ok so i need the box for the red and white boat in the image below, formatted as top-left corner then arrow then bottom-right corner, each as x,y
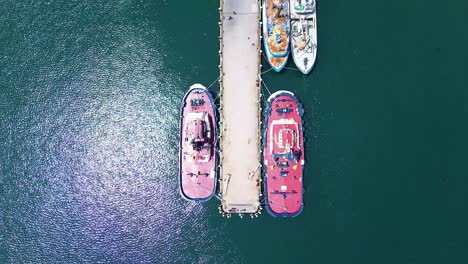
263,90 -> 304,216
179,84 -> 217,202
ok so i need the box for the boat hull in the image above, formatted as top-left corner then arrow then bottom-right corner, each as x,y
265,45 -> 288,72
179,84 -> 218,202
262,0 -> 290,58
290,16 -> 317,74
263,91 -> 304,217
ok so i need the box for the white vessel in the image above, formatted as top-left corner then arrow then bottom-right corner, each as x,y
290,0 -> 317,74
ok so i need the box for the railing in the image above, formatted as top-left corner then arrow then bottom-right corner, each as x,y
256,0 -> 263,214
217,0 -> 224,205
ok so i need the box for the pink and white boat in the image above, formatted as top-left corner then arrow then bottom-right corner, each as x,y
179,84 -> 218,202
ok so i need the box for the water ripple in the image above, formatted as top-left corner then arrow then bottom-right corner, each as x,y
0,2 -> 242,262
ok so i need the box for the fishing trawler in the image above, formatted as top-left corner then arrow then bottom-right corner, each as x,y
290,18 -> 317,74
290,0 -> 317,74
179,84 -> 217,202
263,0 -> 290,58
263,91 -> 304,217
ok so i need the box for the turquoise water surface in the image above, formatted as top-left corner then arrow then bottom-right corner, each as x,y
1,0 -> 467,263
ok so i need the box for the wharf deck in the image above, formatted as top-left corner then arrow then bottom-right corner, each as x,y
218,0 -> 261,213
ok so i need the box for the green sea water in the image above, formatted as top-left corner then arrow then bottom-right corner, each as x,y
1,0 -> 468,263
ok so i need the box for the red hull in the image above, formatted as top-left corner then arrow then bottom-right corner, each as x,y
263,91 -> 304,216
179,84 -> 217,202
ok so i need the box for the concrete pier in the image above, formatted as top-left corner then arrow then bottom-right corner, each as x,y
218,0 -> 261,214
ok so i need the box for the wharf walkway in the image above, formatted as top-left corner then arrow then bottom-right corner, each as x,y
218,0 -> 262,214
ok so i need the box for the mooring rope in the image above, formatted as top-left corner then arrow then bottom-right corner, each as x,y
261,79 -> 272,96
262,93 -> 268,105
212,93 -> 222,115
213,91 -> 221,102
207,76 -> 221,90
261,51 -> 269,62
269,199 -> 288,211
261,67 -> 274,74
284,66 -> 300,71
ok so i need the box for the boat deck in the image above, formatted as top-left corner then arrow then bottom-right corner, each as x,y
218,0 -> 261,214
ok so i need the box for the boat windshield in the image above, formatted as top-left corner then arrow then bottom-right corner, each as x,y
276,107 -> 293,114
191,98 -> 205,107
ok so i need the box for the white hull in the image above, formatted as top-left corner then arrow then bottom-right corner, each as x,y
290,0 -> 317,74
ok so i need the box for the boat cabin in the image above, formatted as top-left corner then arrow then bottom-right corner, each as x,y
188,119 -> 210,150
293,0 -> 316,14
